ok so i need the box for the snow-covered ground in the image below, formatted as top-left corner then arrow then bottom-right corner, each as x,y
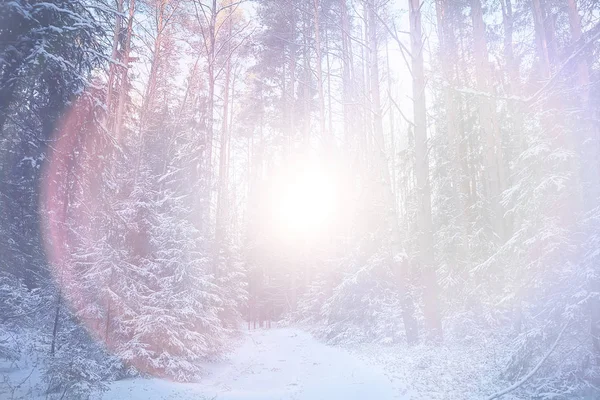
101,327 -> 406,400
2,327 -> 517,399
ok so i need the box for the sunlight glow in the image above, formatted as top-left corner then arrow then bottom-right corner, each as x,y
269,159 -> 339,238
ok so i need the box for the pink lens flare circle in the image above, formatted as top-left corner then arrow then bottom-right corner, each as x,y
42,91 -> 168,379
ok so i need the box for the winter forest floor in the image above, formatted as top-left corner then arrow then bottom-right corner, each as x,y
101,326 -> 517,400
101,327 -> 403,400
2,326 -> 518,400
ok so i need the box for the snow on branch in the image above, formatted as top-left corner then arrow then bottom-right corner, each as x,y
484,323 -> 569,400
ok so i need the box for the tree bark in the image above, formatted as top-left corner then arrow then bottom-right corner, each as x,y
471,0 -> 506,242
216,11 -> 233,246
289,10 -> 297,143
106,0 -> 123,135
409,0 -> 443,341
339,0 -> 353,145
435,0 -> 469,267
531,0 -> 551,80
207,0 -> 218,169
368,0 -> 419,344
567,0 -> 590,103
313,0 -> 326,142
302,8 -> 312,146
114,0 -> 135,144
325,26 -> 333,139
385,40 -> 397,198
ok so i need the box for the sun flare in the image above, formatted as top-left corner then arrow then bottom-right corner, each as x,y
268,159 -> 339,238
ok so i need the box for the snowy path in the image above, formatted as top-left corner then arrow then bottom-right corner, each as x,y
102,328 -> 404,400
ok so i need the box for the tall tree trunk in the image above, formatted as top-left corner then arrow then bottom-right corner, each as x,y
325,27 -> 333,139
531,0 -> 570,153
361,10 -> 371,164
385,40 -> 397,197
134,0 -> 165,182
567,0 -> 590,104
228,68 -> 237,234
216,13 -> 233,247
207,0 -> 218,168
302,8 -> 312,146
368,0 -> 419,345
436,0 -> 469,268
289,12 -> 297,143
566,0 -> 596,207
140,0 -> 166,130
471,0 -> 506,242
106,0 -> 123,134
193,0 -> 218,236
566,1 -> 599,356
313,0 -> 326,142
114,0 -> 135,144
409,0 -> 443,341
500,0 -> 521,263
103,0 -> 133,348
531,0 -> 551,80
339,0 -> 352,145
500,0 -> 518,98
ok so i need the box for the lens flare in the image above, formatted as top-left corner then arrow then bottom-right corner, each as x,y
271,161 -> 338,236
41,91 -> 174,378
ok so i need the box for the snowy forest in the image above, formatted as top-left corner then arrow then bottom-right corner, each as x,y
1,0 -> 600,398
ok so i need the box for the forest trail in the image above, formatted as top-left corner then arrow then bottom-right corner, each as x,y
102,327 -> 404,400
